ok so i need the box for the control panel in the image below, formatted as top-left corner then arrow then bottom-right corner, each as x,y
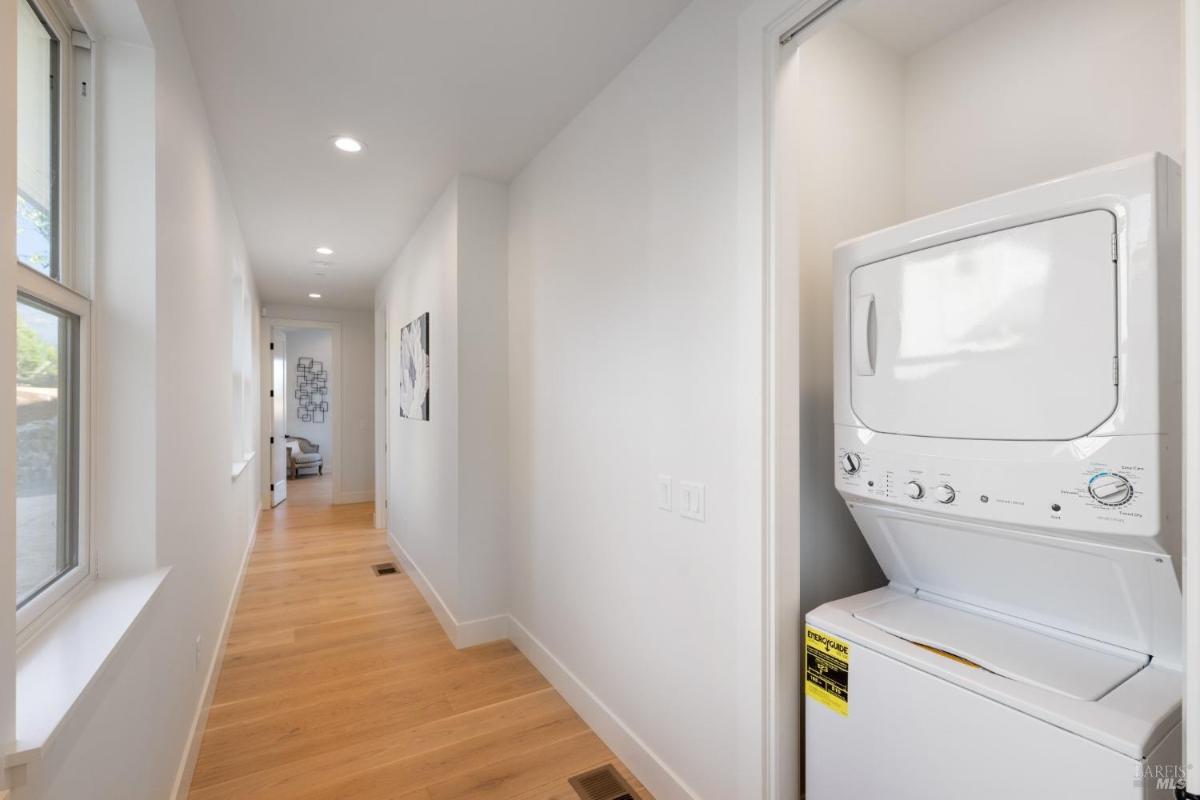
1087,472 -> 1134,506
834,426 -> 1168,540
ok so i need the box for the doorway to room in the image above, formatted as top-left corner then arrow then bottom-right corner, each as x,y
264,319 -> 341,509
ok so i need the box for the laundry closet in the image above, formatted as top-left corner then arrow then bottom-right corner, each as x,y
776,0 -> 1185,797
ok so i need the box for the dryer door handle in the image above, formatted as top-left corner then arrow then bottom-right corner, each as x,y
853,294 -> 876,376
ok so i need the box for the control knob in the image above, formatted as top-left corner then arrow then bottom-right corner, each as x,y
933,484 -> 956,504
840,452 -> 862,475
1088,473 -> 1133,506
905,481 -> 924,500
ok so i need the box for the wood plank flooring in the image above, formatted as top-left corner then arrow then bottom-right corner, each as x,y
188,475 -> 651,799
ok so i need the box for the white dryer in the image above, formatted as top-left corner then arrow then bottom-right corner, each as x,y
806,154 -> 1183,799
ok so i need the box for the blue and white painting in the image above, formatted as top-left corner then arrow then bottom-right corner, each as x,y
398,312 -> 429,420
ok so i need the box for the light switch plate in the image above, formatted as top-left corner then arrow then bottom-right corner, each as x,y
679,481 -> 705,522
657,474 -> 673,511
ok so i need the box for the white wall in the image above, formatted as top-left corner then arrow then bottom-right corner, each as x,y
376,175 -> 509,638
261,304 -> 374,503
506,1 -> 746,796
92,37 -> 157,575
14,0 -> 263,795
283,328 -> 334,460
904,0 -> 1182,218
455,178 -> 509,621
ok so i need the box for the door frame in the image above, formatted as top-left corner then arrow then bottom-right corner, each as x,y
1181,0 -> 1200,789
737,0 -> 1199,797
738,3 -> 848,797
260,318 -> 344,506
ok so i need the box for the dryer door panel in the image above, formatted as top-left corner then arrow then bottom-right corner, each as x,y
850,210 -> 1118,440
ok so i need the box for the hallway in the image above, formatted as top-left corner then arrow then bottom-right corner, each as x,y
187,477 -> 649,799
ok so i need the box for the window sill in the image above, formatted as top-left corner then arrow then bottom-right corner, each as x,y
232,450 -> 256,480
9,568 -> 170,772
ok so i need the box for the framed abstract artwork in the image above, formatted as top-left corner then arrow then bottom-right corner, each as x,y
398,312 -> 430,420
295,357 -> 329,423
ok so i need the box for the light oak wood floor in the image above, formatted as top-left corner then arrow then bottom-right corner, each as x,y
187,474 -> 650,799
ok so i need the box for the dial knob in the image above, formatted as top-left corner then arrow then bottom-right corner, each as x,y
1088,473 -> 1133,506
840,452 -> 862,475
933,484 -> 956,504
905,481 -> 924,500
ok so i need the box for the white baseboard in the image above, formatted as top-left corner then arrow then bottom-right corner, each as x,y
386,531 -> 456,639
507,616 -> 699,800
170,503 -> 261,799
335,490 -> 373,504
385,531 -> 508,649
383,532 -> 692,796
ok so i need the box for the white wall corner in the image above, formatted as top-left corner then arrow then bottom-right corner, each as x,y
385,531 -> 506,650
454,614 -> 510,649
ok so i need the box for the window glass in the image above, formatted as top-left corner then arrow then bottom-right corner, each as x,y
16,0 -> 59,278
16,295 -> 78,606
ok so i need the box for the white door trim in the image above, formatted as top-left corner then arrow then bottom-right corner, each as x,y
740,3 -> 851,796
261,318 -> 345,504
374,305 -> 388,530
1181,0 -> 1200,788
270,330 -> 288,506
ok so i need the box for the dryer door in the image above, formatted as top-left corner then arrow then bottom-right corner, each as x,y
850,210 -> 1118,440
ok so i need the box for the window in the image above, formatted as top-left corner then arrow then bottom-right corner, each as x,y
14,0 -> 90,628
16,294 -> 79,607
16,0 -> 60,280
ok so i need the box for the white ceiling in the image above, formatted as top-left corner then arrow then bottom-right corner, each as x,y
839,0 -> 1012,56
176,0 -> 692,309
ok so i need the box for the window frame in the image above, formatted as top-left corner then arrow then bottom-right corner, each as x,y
16,0 -> 76,287
15,0 -> 92,637
15,266 -> 92,634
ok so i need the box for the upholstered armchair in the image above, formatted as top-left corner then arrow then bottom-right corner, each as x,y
286,435 -> 323,478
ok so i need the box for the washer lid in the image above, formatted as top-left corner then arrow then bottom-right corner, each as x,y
849,210 -> 1118,440
854,593 -> 1148,701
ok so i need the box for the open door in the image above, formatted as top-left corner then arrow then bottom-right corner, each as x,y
271,331 -> 288,507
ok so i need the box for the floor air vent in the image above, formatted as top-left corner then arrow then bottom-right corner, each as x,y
568,765 -> 639,800
372,562 -> 399,576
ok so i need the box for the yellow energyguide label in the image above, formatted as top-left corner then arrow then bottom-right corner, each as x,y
805,625 -> 850,716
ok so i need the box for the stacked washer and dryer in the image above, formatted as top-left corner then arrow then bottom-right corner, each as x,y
806,154 -> 1183,799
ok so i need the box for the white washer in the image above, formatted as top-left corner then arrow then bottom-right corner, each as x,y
807,154 -> 1183,799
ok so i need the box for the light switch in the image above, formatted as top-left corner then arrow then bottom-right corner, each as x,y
679,481 -> 705,522
657,474 -> 673,511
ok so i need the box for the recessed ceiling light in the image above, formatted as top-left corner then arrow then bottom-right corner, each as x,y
332,136 -> 364,153
315,246 -> 333,255
308,293 -> 322,299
